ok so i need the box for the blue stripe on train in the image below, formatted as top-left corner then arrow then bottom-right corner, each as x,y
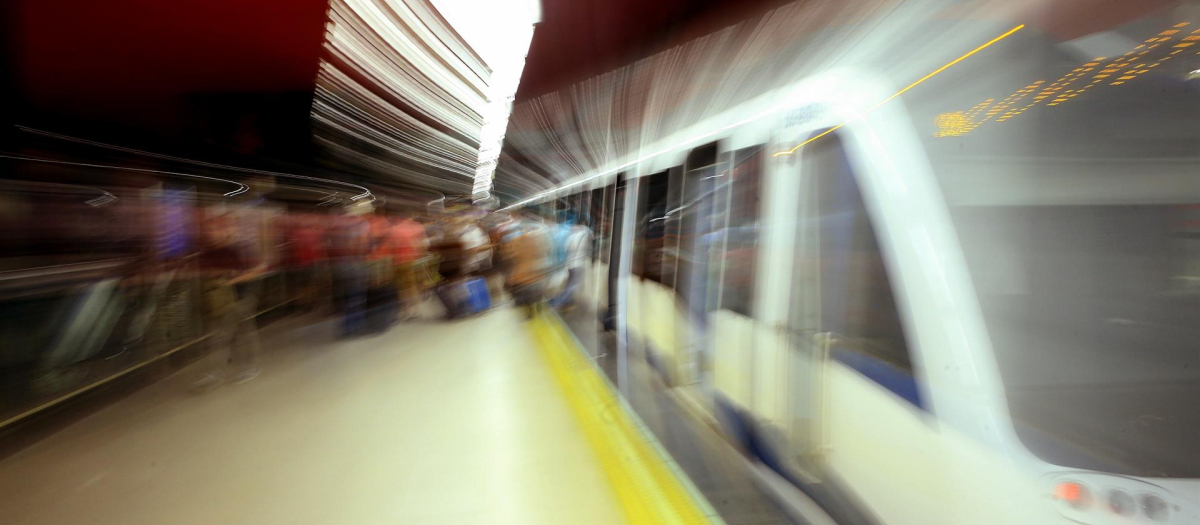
713,393 -> 884,525
831,348 -> 923,410
712,394 -> 806,486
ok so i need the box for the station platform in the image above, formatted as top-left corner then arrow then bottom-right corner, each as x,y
0,308 -> 643,525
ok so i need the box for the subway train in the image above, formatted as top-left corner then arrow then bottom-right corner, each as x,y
520,7 -> 1200,525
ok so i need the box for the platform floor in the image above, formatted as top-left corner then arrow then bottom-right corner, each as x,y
0,308 -> 623,525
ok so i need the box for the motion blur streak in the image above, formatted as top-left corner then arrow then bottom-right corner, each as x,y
5,1 -> 1200,525
16,126 -> 376,201
869,24 -> 1026,109
0,154 -> 251,196
772,23 -> 1027,158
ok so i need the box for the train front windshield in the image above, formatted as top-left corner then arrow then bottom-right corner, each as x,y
922,13 -> 1200,478
953,200 -> 1200,478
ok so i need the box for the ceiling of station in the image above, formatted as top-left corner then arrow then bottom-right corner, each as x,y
516,0 -> 789,101
3,0 -> 329,161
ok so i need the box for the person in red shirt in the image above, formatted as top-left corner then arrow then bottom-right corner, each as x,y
287,214 -> 327,312
325,204 -> 371,337
364,211 -> 398,331
389,213 -> 429,318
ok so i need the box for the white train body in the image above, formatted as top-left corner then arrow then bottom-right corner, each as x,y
517,6 -> 1200,524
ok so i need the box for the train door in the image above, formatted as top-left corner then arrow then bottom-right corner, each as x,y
710,146 -> 762,415
630,170 -> 670,373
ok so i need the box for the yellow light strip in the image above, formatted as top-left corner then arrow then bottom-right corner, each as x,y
871,24 -> 1026,110
772,124 -> 847,157
773,24 -> 1025,157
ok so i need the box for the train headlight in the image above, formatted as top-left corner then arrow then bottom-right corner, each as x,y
1142,494 -> 1170,522
1054,481 -> 1090,509
1107,490 -> 1134,516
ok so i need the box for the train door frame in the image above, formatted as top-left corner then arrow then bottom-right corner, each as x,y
610,172 -> 635,394
603,174 -> 625,334
753,116 -> 946,525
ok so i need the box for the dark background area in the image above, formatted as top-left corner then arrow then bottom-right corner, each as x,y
0,0 -> 1174,172
2,0 -> 329,163
0,0 -> 787,165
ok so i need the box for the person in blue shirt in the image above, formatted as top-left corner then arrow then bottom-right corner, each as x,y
549,211 -> 592,310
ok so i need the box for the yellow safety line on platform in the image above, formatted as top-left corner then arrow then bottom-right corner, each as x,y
527,309 -> 721,525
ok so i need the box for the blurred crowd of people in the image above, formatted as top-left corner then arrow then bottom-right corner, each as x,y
0,175 -> 597,400
187,200 -> 592,390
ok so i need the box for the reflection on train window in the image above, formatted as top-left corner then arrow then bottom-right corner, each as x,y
719,146 -> 761,317
662,166 -> 684,291
588,187 -> 604,262
808,135 -> 917,404
704,152 -> 733,315
596,184 -> 615,264
676,143 -> 718,308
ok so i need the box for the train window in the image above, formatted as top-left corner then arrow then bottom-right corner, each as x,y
806,135 -> 919,406
637,171 -> 670,283
575,192 -> 588,226
719,146 -> 762,317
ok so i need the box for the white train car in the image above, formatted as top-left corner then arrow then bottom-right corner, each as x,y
521,6 -> 1200,525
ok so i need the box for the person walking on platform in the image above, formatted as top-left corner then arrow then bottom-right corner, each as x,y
431,212 -> 493,319
389,211 -> 430,320
501,210 -> 552,317
192,211 -> 266,389
482,212 -> 519,303
326,202 -> 372,338
364,210 -> 398,332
